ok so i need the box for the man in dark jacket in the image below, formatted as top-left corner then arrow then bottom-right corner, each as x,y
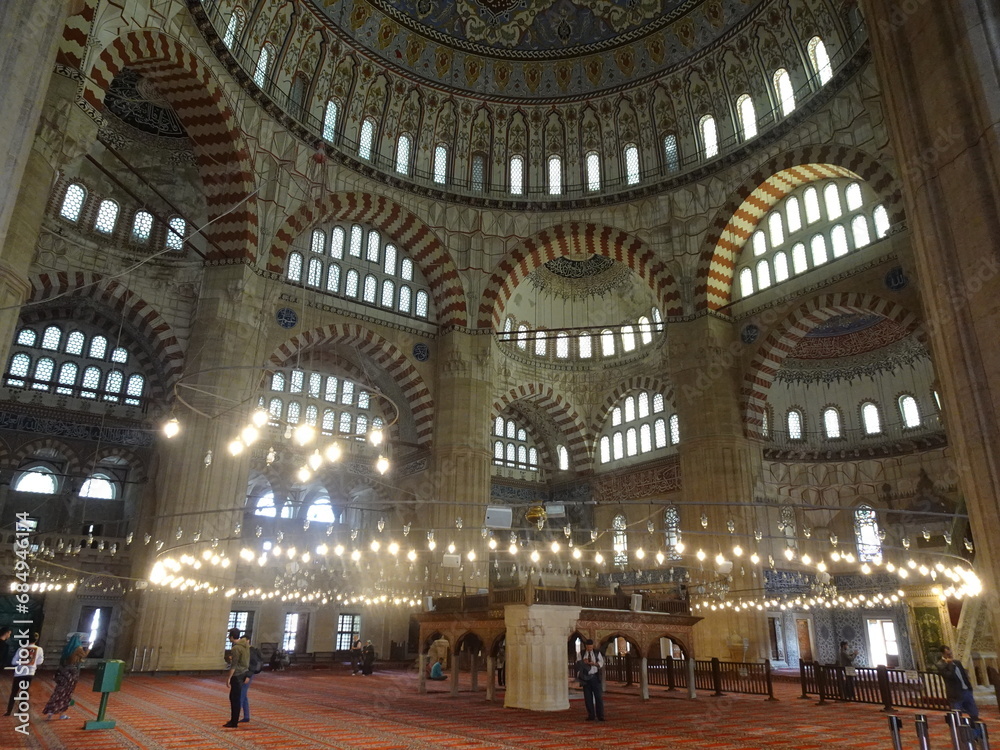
935,645 -> 980,725
224,628 -> 250,728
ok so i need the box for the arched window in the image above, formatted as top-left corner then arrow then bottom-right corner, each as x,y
612,513 -> 628,566
845,183 -> 864,211
752,231 -> 767,256
33,357 -> 54,389
623,144 -> 640,185
286,251 -> 303,283
362,274 -> 377,303
737,94 -> 757,140
852,215 -> 871,248
786,196 -> 802,233
395,133 -> 412,174
557,445 -> 569,471
509,154 -> 525,195
669,414 -> 680,445
14,467 -> 57,494
307,498 -> 336,523
358,119 -> 376,160
854,504 -> 882,562
756,259 -> 771,289
323,100 -> 338,141
307,258 -> 322,286
94,200 -> 119,234
774,69 -> 795,116
254,43 -> 273,88
556,332 -> 569,359
873,205 -> 890,238
547,155 -> 562,195
654,418 -> 667,448
366,229 -> 381,262
810,234 -> 829,266
345,269 -> 359,297
166,217 -> 186,250
398,285 -> 411,313
433,144 -> 448,184
578,334 -> 592,359
600,435 -> 611,464
831,224 -> 849,257
792,243 -> 808,274
471,153 -> 487,192
41,325 -> 62,351
808,37 -> 832,85
381,279 -> 394,308
768,213 -> 785,246
638,316 -> 653,344
255,492 -> 277,517
415,290 -> 429,318
663,134 -> 680,173
803,187 -> 821,224
516,324 -> 528,350
700,115 -> 718,159
289,74 -> 307,115
81,366 -> 101,398
224,8 -> 246,48
621,325 -> 636,352
60,183 -> 86,221
132,210 -> 153,242
773,251 -> 789,282
762,407 -> 769,437
739,268 -> 754,298
601,329 -> 615,357
585,151 -> 601,191
349,225 -> 363,257
330,226 -> 346,259
534,331 -> 547,356
824,183 -> 843,219
612,432 -> 624,460
55,362 -> 77,394
862,402 -> 882,435
310,229 -> 325,255
80,474 -> 116,500
899,395 -> 921,428
640,423 -> 652,452
787,409 -> 803,440
823,407 -> 842,439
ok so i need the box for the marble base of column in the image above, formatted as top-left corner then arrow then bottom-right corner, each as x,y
503,604 -> 582,711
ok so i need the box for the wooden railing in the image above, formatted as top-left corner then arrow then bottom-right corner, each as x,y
799,661 -> 955,711
602,656 -> 776,698
430,580 -> 689,615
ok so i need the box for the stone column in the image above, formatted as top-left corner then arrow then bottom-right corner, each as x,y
126,266 -> 263,670
860,0 -> 1000,645
503,603 -> 581,711
639,656 -> 649,700
670,316 -> 769,660
426,329 -> 493,593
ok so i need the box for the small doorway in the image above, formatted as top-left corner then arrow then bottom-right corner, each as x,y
795,617 -> 814,663
866,618 -> 900,667
767,616 -> 786,664
76,605 -> 113,659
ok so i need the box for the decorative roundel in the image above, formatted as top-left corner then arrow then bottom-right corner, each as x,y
412,343 -> 430,362
884,266 -> 909,292
275,307 -> 299,329
740,325 -> 760,345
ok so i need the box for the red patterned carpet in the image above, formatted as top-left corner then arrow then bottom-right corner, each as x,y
1,668 -> 995,749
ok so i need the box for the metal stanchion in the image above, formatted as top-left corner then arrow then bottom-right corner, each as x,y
915,714 -> 932,750
888,715 -> 904,750
945,711 -> 964,750
976,720 -> 991,750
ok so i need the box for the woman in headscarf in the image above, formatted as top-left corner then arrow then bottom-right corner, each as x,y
42,633 -> 89,720
361,640 -> 375,675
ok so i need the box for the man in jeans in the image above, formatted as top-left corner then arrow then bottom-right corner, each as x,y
935,645 -> 981,738
579,639 -> 605,722
224,628 -> 250,728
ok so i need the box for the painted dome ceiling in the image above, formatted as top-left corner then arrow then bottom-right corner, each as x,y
305,0 -> 767,98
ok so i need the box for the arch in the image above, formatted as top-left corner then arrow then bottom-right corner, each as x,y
491,384 -> 590,473
269,324 -> 434,447
82,30 -> 258,262
11,438 -> 83,479
742,294 -> 923,436
643,631 -> 691,660
592,376 -> 676,436
477,222 -> 682,329
79,446 -> 149,484
27,272 -> 184,392
268,192 -> 467,327
696,147 -> 904,311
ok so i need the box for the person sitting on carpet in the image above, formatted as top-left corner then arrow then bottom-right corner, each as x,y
429,658 -> 447,681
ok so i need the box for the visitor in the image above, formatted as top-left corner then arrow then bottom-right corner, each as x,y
223,628 -> 250,729
350,635 -> 363,675
5,632 -> 43,716
496,646 -> 505,687
578,639 -> 605,722
935,645 -> 980,732
837,640 -> 858,699
429,658 -> 447,681
42,632 -> 90,721
361,639 -> 376,675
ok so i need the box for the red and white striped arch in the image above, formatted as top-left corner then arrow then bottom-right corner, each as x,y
697,146 -> 904,312
492,384 -> 590,473
742,294 -> 923,437
477,222 -> 683,330
269,324 -> 434,447
28,272 -> 185,393
83,31 -> 258,263
267,192 -> 468,328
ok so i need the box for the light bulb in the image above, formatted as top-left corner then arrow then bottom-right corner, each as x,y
376,455 -> 390,475
636,548 -> 645,560
297,466 -> 311,483
573,548 -> 582,560
675,541 -> 685,554
750,553 -> 760,565
325,442 -> 342,462
316,544 -> 328,556
656,551 -> 665,564
784,548 -> 795,560
228,439 -> 244,456
351,549 -> 361,561
241,425 -> 259,445
388,542 -> 399,555
251,409 -> 269,428
488,538 -> 497,550
508,543 -> 517,555
595,552 -> 604,564
715,553 -> 725,566
447,542 -> 456,554
530,550 -> 540,563
308,450 -> 323,471
696,549 -> 706,562
407,549 -> 417,561
550,541 -> 561,553
163,418 -> 180,438
428,540 -> 437,551
467,550 -> 476,561
293,423 -> 315,446
334,544 -> 345,556
733,545 -> 743,557
370,540 -> 380,552
801,554 -> 811,565
369,428 -> 384,447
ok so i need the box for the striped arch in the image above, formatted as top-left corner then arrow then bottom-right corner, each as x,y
267,192 -> 467,327
80,446 -> 149,483
592,376 -> 677,436
696,146 -> 904,312
11,438 -> 83,478
269,325 -> 434,447
83,30 -> 257,263
28,272 -> 184,393
477,222 -> 683,329
742,294 -> 923,436
491,384 -> 590,473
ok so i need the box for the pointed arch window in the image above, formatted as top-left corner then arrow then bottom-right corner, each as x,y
166,217 -> 186,250
773,251 -> 790,282
613,514 -> 628,565
398,285 -> 412,313
381,279 -> 395,308
415,290 -> 429,318
873,205 -> 890,238
323,100 -> 339,141
808,37 -> 832,85
471,153 -> 487,192
41,326 -> 62,351
586,151 -> 601,191
739,268 -> 754,298
621,325 -> 636,352
326,264 -> 341,292
254,43 -> 273,88
600,435 -> 611,464
823,407 -> 842,439
824,183 -> 843,219
509,154 -> 525,195
804,186 -> 821,224
786,196 -> 802,233
623,144 -> 640,185
855,504 -> 882,562
669,414 -> 680,445
307,257 -> 322,287
756,259 -> 771,290
578,333 -> 592,359
395,133 -> 412,174
845,183 -> 864,211
792,243 -> 808,274
534,332 -> 547,357
255,492 -> 277,517
556,332 -> 569,359
899,395 -> 921,428
56,362 -> 77,394
358,118 -> 376,160
787,409 -> 803,440
700,115 -> 718,159
224,8 -> 246,48
366,229 -> 380,262
547,154 -> 562,195
810,234 -> 829,266
774,69 -> 795,116
737,94 -> 757,140
654,418 -> 667,448
638,316 -> 653,344
831,224 -> 849,257
287,252 -> 303,283
752,231 -> 767,256
33,357 -> 54,389
362,274 -> 377,303
557,445 -> 569,471
132,210 -> 153,242
663,134 -> 680,173
433,145 -> 448,184
852,215 -> 872,248
94,200 -> 119,234
60,184 -> 86,221
862,402 -> 882,435
768,213 -> 785,246
601,329 -> 616,357
345,269 -> 359,297
349,225 -> 363,257
311,229 -> 326,254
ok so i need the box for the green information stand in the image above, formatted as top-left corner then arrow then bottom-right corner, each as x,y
84,660 -> 125,730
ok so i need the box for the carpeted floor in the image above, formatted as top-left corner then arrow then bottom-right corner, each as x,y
0,668 -> 995,749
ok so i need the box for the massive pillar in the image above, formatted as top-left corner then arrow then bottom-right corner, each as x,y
670,315 -> 769,660
503,604 -> 581,711
860,1 -> 1000,644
